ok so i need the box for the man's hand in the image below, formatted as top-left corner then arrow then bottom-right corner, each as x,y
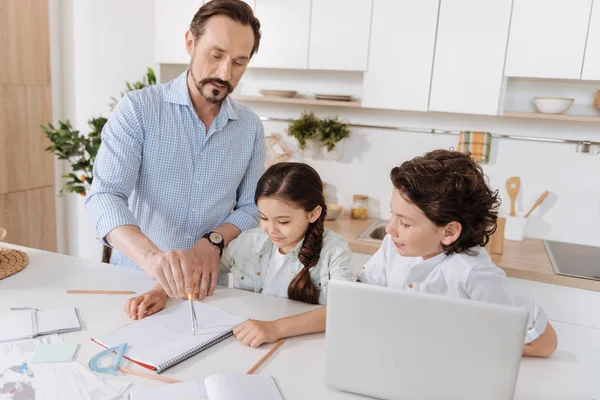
189,238 -> 221,300
140,240 -> 219,299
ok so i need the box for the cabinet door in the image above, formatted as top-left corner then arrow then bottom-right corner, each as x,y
252,0 -> 311,69
505,0 -> 592,79
0,186 -> 57,252
308,0 -> 373,71
428,0 -> 513,115
362,0 -> 439,111
155,0 -> 203,64
0,86 -> 54,195
582,0 -> 600,80
0,0 -> 50,85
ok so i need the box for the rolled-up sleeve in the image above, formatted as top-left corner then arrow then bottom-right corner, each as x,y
85,94 -> 143,245
465,265 -> 548,344
224,121 -> 265,232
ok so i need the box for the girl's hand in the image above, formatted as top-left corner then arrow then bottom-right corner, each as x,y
233,319 -> 281,348
124,288 -> 167,320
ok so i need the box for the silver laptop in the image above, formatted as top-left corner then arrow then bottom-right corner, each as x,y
325,280 -> 528,400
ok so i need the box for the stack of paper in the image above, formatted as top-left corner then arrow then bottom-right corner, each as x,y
0,335 -> 129,400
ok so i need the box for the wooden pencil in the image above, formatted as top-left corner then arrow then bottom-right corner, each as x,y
66,290 -> 136,295
246,339 -> 285,374
119,367 -> 181,384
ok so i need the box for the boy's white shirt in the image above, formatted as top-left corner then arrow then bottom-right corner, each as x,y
359,234 -> 548,344
219,228 -> 358,305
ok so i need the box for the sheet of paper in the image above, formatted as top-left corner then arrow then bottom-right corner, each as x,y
129,380 -> 208,400
0,311 -> 34,343
1,334 -> 63,358
104,378 -> 131,395
30,343 -> 78,363
70,362 -> 121,400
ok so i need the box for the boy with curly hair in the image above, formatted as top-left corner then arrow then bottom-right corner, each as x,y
359,149 -> 557,357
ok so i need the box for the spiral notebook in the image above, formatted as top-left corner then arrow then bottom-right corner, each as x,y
92,302 -> 247,373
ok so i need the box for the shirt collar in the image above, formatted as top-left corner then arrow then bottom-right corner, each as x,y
165,70 -> 238,121
414,251 -> 448,271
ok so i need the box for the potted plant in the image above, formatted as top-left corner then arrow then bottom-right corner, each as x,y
40,67 -> 156,262
316,116 -> 350,160
287,111 -> 320,156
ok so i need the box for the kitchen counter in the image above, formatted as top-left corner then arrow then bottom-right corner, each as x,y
325,214 -> 600,292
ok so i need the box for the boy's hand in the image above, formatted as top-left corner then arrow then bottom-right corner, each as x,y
232,319 -> 282,348
125,287 -> 167,320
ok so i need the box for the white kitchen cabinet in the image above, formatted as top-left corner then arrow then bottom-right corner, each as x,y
362,0 -> 439,111
252,0 -> 311,69
428,0 -> 513,115
582,0 -> 600,80
155,0 -> 203,64
505,0 -> 593,80
308,0 -> 373,71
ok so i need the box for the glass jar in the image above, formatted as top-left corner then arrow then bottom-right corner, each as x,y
350,194 -> 369,220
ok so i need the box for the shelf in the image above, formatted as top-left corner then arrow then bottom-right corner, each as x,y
504,111 -> 600,123
232,94 -> 362,108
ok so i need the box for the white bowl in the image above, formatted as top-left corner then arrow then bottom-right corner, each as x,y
325,204 -> 343,220
533,97 -> 574,114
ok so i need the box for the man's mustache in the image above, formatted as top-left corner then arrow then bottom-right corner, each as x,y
199,78 -> 233,93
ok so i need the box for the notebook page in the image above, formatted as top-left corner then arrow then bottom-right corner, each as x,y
205,374 -> 283,400
129,380 -> 208,400
37,307 -> 81,334
93,302 -> 247,368
0,311 -> 35,343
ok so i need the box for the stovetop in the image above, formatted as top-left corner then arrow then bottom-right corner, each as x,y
544,240 -> 600,281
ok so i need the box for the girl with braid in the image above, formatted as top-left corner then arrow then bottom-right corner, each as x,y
125,162 -> 359,347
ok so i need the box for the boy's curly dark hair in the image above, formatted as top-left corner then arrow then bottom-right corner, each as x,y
390,150 -> 501,256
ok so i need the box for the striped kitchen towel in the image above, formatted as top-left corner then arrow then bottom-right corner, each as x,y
457,131 -> 492,163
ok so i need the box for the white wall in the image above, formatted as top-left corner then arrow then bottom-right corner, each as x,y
49,0 -> 156,260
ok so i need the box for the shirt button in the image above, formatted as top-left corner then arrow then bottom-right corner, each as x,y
187,235 -> 192,239
362,265 -> 367,271
256,272 -> 260,276
408,283 -> 414,289
258,254 -> 263,259
196,180 -> 200,184
191,208 -> 197,212
240,276 -> 244,280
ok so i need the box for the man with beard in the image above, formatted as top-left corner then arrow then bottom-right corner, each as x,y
86,0 -> 264,302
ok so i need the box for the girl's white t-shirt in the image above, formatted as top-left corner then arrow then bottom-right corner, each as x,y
261,245 -> 293,299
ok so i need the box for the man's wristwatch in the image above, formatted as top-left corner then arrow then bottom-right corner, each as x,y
202,231 -> 224,255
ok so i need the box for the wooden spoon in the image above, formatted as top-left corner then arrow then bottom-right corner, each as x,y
505,177 -> 521,217
0,227 -> 6,242
524,191 -> 549,218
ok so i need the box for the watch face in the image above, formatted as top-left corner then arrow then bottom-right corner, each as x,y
209,232 -> 223,244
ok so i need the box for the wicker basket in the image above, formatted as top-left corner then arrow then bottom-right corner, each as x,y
594,90 -> 600,109
0,227 -> 30,280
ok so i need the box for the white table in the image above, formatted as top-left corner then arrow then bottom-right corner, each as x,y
0,244 -> 597,399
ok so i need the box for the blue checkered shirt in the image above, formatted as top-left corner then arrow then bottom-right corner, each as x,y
85,71 -> 265,270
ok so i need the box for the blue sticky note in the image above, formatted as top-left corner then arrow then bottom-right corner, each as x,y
30,344 -> 78,363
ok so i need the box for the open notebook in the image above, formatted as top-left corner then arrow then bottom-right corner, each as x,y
130,374 -> 283,400
92,302 -> 247,373
0,307 -> 81,343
